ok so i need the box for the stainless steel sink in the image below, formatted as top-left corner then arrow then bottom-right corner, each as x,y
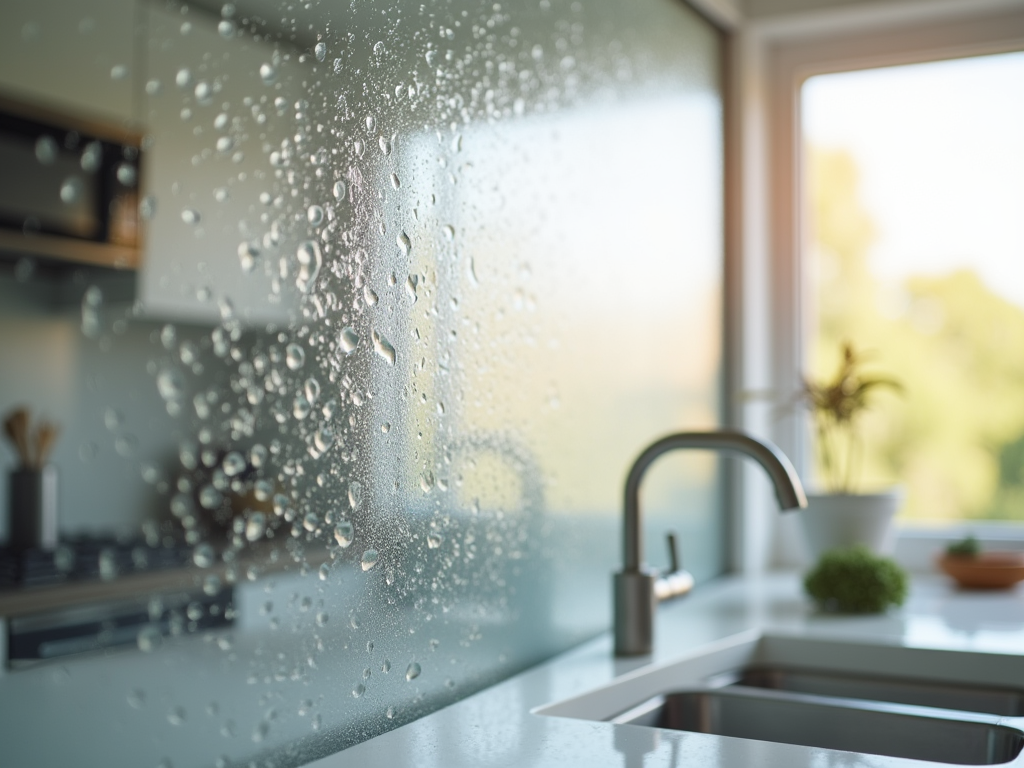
612,686 -> 1024,766
535,633 -> 1024,766
735,666 -> 1024,717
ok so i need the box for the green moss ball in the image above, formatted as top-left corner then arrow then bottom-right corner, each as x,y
804,546 -> 908,613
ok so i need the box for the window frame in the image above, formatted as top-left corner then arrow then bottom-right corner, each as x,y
733,0 -> 1024,569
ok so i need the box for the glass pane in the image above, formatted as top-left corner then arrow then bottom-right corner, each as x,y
803,51 -> 1024,521
0,0 -> 723,765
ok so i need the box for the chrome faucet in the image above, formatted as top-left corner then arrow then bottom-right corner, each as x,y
614,430 -> 807,656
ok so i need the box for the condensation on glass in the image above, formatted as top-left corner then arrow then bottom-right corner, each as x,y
0,0 -> 723,765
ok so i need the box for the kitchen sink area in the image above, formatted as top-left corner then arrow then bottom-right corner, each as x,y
610,680 -> 1023,765
535,623 -> 1024,767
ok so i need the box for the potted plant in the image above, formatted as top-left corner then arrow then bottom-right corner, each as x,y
797,342 -> 903,560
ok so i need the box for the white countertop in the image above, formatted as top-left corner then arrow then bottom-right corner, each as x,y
306,572 -> 1024,767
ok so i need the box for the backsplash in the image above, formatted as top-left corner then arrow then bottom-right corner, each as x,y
0,0 -> 724,765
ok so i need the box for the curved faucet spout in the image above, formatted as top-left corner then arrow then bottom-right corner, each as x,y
614,430 -> 806,656
623,431 -> 806,572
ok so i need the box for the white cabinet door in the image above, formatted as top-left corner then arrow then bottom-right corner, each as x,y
0,0 -> 137,125
138,4 -> 306,326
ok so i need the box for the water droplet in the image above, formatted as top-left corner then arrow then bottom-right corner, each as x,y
360,549 -> 378,571
386,706 -> 396,719
405,275 -> 418,303
381,422 -> 390,434
307,205 -> 324,226
347,481 -> 363,511
60,176 -> 83,204
217,19 -> 236,38
194,81 -> 212,104
373,40 -> 385,56
203,574 -> 221,596
318,563 -> 330,581
390,172 -> 400,189
168,706 -> 187,726
139,195 -> 157,220
381,658 -> 391,673
363,287 -> 378,306
311,714 -> 322,731
296,240 -> 322,293
127,689 -> 146,709
77,141 -> 101,174
244,511 -> 266,541
332,180 -> 347,200
215,135 -> 233,153
175,68 -> 192,88
420,472 -> 434,493
338,326 -> 359,355
35,136 -> 58,165
302,511 -> 318,532
137,626 -> 162,652
193,543 -> 215,568
316,612 -> 329,627
425,49 -> 438,66
321,399 -> 337,420
110,64 -> 128,80
181,208 -> 201,225
116,162 -> 136,187
293,394 -> 311,420
427,532 -> 443,549
303,377 -> 320,405
156,367 -> 185,402
397,232 -> 411,256
372,330 -> 396,365
379,136 -> 392,156
365,115 -> 376,133
405,662 -> 421,681
285,343 -> 306,370
334,521 -> 354,548
259,63 -> 277,84
314,41 -> 326,61
222,451 -> 246,476
237,241 -> 260,273
443,224 -> 455,241
199,485 -> 223,510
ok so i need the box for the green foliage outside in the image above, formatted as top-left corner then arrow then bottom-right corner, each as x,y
804,546 -> 908,613
809,147 -> 1024,520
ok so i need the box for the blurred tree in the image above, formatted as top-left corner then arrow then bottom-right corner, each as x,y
807,146 -> 1024,520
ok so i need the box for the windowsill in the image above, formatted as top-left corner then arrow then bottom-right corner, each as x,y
893,521 -> 1024,571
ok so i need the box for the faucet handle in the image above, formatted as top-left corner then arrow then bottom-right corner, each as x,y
654,531 -> 693,602
666,531 -> 680,574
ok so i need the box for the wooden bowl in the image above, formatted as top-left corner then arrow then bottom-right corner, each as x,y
938,552 -> 1024,589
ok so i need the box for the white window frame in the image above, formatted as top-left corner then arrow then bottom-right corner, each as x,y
729,0 -> 1024,571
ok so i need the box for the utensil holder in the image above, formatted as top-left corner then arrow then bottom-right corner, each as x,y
8,465 -> 58,551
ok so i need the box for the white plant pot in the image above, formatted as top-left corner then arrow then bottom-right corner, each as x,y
797,490 -> 903,562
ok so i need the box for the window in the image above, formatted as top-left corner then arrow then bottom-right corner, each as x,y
803,52 -> 1024,523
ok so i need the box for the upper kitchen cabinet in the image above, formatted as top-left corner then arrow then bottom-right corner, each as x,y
137,3 -> 305,326
0,0 -> 139,127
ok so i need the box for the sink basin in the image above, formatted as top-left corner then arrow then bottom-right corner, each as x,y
612,686 -> 1024,765
535,632 -> 1024,766
735,665 -> 1024,716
